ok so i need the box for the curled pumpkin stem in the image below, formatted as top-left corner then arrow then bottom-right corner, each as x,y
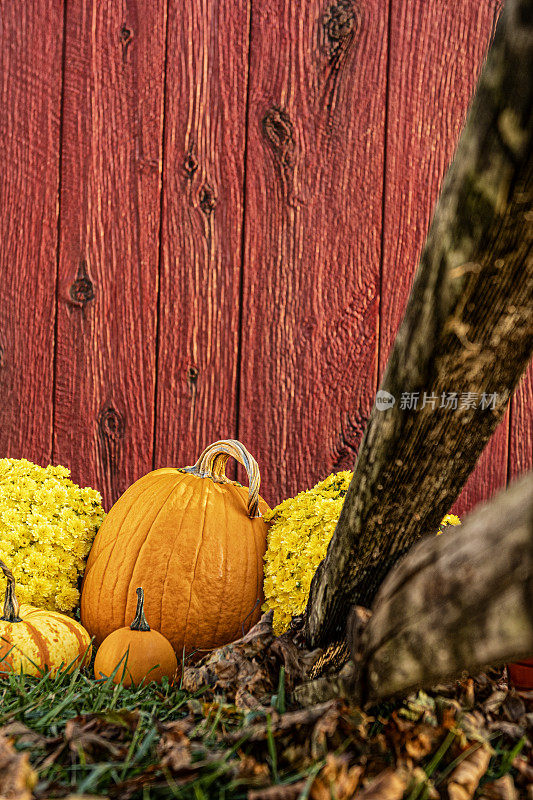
183,439 -> 261,518
130,587 -> 150,632
0,559 -> 21,623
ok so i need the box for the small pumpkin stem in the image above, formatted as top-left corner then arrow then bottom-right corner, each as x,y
0,559 -> 21,623
130,587 -> 150,632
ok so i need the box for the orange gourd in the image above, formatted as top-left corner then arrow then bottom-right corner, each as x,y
81,440 -> 270,659
94,587 -> 177,686
0,560 -> 91,676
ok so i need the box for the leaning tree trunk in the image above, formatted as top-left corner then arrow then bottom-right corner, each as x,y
295,472 -> 533,706
305,0 -> 533,650
362,472 -> 533,703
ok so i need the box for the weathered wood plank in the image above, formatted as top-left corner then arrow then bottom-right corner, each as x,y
363,473 -> 533,702
53,0 -> 166,507
306,0 -> 533,647
509,364 -> 533,481
0,1 -> 63,465
237,0 -> 389,505
154,0 -> 251,473
381,0 -> 504,519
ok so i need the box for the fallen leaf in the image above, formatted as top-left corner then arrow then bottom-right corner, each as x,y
57,796 -> 106,800
1,721 -> 58,750
354,766 -> 409,799
310,753 -> 363,800
404,726 -> 440,761
64,710 -> 139,762
482,691 -> 507,714
220,700 -> 346,745
157,726 -> 191,771
182,612 -> 327,709
234,753 -> 269,783
488,720 -> 525,740
0,733 -> 37,800
478,774 -> 518,800
502,693 -> 526,723
447,745 -> 491,800
182,613 -> 276,702
512,755 -> 533,781
248,781 -> 307,800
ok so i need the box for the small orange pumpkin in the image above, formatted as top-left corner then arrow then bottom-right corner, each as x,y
0,560 -> 91,676
81,440 -> 270,659
94,587 -> 177,686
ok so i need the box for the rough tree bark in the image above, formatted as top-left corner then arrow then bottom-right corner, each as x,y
295,472 -> 533,706
305,0 -> 533,649
364,472 -> 533,702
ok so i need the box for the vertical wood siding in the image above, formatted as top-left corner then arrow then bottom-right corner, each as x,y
0,0 -> 529,513
237,0 -> 388,504
0,1 -> 64,465
154,0 -> 250,472
53,0 -> 166,501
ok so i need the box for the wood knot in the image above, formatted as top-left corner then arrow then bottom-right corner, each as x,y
183,149 -> 198,179
69,260 -> 94,307
186,366 -> 199,383
199,184 -> 216,215
98,404 -> 125,442
322,0 -> 356,56
120,24 -> 133,61
262,107 -> 295,167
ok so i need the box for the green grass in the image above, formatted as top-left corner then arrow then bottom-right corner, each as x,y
1,661 -> 527,800
0,662 -> 322,799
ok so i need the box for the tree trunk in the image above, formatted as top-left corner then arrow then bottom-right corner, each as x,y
305,0 -> 533,649
294,473 -> 533,706
363,472 -> 533,703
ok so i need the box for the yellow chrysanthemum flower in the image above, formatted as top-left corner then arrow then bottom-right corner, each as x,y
263,471 -> 461,635
0,458 -> 105,612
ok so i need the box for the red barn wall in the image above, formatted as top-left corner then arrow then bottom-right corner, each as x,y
0,0 -> 530,513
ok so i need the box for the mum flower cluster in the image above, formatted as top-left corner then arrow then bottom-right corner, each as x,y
263,471 -> 461,635
0,459 -> 105,612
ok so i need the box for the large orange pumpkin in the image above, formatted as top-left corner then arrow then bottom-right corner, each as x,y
81,440 -> 270,659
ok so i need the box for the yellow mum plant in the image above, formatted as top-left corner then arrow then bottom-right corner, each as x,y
0,459 -> 105,612
263,471 -> 461,636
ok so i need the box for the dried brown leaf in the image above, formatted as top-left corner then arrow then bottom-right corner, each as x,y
404,726 -> 442,762
512,755 -> 533,781
220,700 -> 346,745
182,613 -> 277,703
502,693 -> 526,723
310,753 -> 363,800
311,700 -> 354,758
1,722 -> 59,750
157,726 -> 191,771
234,753 -> 269,783
58,796 -> 106,799
478,774 -> 518,800
482,691 -> 507,714
0,733 -> 37,800
182,612 -> 329,709
354,766 -> 409,799
447,745 -> 491,800
64,710 -> 139,762
248,781 -> 307,800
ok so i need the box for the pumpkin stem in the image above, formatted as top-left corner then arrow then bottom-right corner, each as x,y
0,559 -> 22,623
183,439 -> 261,518
130,587 -> 151,632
